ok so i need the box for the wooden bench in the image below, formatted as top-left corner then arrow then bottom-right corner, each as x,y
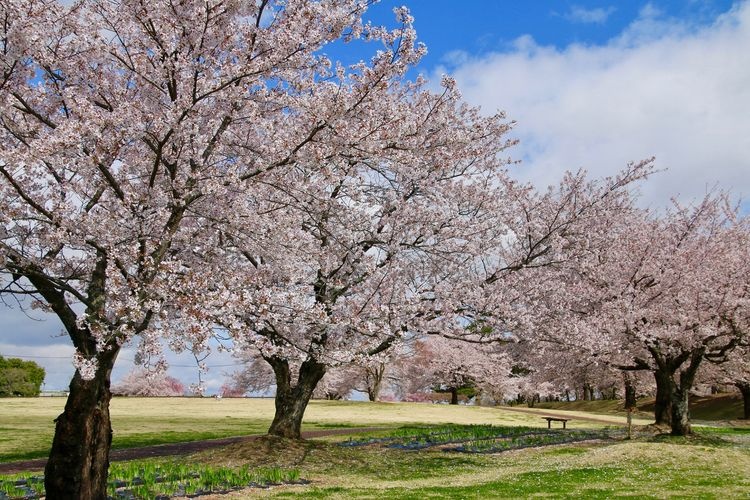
543,417 -> 570,429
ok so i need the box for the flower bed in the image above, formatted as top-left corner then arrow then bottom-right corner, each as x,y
339,424 -> 621,453
0,462 -> 304,499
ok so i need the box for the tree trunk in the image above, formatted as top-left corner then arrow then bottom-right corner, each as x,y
624,373 -> 637,410
366,363 -> 385,402
653,367 -> 674,426
44,349 -> 118,500
736,382 -> 750,420
583,383 -> 593,401
450,387 -> 458,405
669,350 -> 704,436
670,384 -> 691,435
266,356 -> 326,439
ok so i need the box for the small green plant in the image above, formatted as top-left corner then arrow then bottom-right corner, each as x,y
0,461 -> 302,499
0,480 -> 26,498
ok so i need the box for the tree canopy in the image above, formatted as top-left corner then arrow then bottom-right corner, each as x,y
0,355 -> 45,397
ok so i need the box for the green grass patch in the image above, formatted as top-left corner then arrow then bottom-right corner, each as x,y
194,421 -> 750,498
0,398 -> 574,463
2,398 -> 749,498
339,424 -> 618,454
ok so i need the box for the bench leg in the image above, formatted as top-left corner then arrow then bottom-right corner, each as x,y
563,421 -> 566,430
547,420 -> 551,429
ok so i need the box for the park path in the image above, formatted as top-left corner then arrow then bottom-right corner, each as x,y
0,427 -> 384,475
496,405 -> 651,426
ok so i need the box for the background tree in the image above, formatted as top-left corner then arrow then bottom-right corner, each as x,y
389,336 -> 511,405
111,369 -> 185,397
536,194 -> 750,435
354,361 -> 389,402
0,356 -> 45,397
700,345 -> 750,419
313,365 -> 360,400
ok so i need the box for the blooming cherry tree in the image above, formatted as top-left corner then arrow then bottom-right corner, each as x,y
185,25 -> 518,436
0,0 -> 431,495
112,369 -> 185,397
393,335 -> 512,404
536,194 -> 750,434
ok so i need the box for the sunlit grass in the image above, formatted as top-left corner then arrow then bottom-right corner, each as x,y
535,393 -> 745,422
243,431 -> 750,498
1,397 -> 598,462
1,398 -> 748,498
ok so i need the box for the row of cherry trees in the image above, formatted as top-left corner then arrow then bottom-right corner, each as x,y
528,194 -> 750,434
275,193 -> 748,432
1,1 -> 747,498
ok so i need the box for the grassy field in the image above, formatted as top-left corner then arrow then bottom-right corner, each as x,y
196,429 -> 750,499
1,398 -> 748,498
0,397 -> 650,463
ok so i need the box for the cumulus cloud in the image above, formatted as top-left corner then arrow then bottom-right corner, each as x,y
563,5 -> 617,25
437,2 -> 750,207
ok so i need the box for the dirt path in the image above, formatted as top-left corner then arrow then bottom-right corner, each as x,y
496,405 -> 640,426
0,427 -> 384,475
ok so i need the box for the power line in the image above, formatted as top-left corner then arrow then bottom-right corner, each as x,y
1,354 -> 71,359
1,353 -> 246,368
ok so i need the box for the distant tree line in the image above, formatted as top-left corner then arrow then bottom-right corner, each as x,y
0,356 -> 45,397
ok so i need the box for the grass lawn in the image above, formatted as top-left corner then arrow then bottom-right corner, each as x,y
193,424 -> 750,498
0,397 -> 645,463
0,397 -> 273,462
1,397 -> 748,498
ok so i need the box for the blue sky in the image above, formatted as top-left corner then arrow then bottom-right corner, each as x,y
322,0 -> 750,207
3,0 -> 749,393
330,1 -> 735,69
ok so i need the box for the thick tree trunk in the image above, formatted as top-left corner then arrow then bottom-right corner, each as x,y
583,383 -> 593,401
450,387 -> 458,405
653,367 -> 674,426
266,356 -> 326,439
649,346 -> 704,434
367,380 -> 381,402
668,350 -> 703,436
609,386 -> 617,400
670,385 -> 691,435
44,349 -> 118,500
736,382 -> 750,420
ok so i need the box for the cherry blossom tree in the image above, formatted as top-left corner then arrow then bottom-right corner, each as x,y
0,0 -> 429,496
700,345 -> 750,419
188,29 -> 518,437
536,194 -> 750,435
203,151 -> 651,437
391,336 -> 511,404
313,365 -> 360,400
112,369 -> 185,397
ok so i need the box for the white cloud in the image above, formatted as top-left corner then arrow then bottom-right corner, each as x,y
564,5 -> 617,25
438,2 -> 750,207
